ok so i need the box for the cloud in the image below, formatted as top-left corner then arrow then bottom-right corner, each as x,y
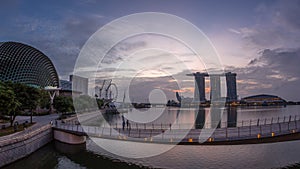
228,47 -> 300,101
248,58 -> 258,65
127,76 -> 181,102
254,48 -> 300,77
220,1 -> 300,101
273,0 -> 300,31
101,40 -> 147,64
118,41 -> 147,51
97,68 -> 135,72
1,8 -> 108,79
238,0 -> 300,50
1,0 -> 299,102
228,28 -> 241,34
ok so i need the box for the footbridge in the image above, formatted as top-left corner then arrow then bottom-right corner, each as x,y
53,115 -> 300,145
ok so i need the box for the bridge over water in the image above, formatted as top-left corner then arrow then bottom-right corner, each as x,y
53,116 -> 300,145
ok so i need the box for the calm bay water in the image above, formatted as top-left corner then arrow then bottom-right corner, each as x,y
100,105 -> 300,129
4,141 -> 144,169
5,105 -> 300,169
5,139 -> 300,169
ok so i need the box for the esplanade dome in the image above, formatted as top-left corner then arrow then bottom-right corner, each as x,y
0,41 -> 59,87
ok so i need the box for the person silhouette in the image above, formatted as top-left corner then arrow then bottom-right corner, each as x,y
122,120 -> 125,130
122,115 -> 125,130
126,120 -> 129,130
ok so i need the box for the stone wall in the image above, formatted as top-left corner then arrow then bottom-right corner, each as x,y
53,129 -> 86,144
0,124 -> 53,167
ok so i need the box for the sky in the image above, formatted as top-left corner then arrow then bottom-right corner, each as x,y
1,0 -> 300,101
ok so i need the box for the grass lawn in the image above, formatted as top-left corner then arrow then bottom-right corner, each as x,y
0,122 -> 35,137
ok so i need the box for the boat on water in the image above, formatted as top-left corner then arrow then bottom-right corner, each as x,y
102,102 -> 129,114
102,102 -> 119,114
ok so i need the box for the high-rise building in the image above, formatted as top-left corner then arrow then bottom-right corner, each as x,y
210,75 -> 221,101
187,72 -> 237,103
225,72 -> 237,102
70,75 -> 88,95
187,72 -> 208,103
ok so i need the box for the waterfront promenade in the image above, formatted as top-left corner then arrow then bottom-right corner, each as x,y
1,112 -> 300,167
54,115 -> 300,145
0,114 -> 58,167
0,114 -> 58,141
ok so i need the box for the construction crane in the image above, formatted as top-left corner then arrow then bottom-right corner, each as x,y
110,83 -> 118,100
98,80 -> 106,99
104,80 -> 118,100
105,82 -> 111,99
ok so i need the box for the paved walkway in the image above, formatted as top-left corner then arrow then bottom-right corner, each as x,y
0,114 -> 58,142
54,118 -> 300,144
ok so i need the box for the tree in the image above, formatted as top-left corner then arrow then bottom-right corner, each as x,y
0,81 -> 45,125
39,90 -> 50,109
0,82 -> 21,126
73,95 -> 98,112
26,86 -> 41,123
53,96 -> 74,114
9,82 -> 41,123
96,98 -> 104,109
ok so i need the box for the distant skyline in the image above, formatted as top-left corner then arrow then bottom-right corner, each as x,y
1,0 -> 300,100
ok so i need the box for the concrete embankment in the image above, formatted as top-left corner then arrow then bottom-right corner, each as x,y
53,128 -> 86,144
0,124 -> 53,167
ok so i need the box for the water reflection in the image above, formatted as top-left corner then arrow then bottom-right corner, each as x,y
194,107 -> 238,129
95,105 -> 300,130
4,141 -> 145,169
55,141 -> 86,154
3,143 -> 59,169
227,107 -> 237,128
55,141 -> 143,169
5,139 -> 300,169
208,106 -> 223,129
195,108 -> 205,129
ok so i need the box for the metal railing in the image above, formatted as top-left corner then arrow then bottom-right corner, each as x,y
54,115 -> 300,143
0,124 -> 52,146
63,115 -> 300,129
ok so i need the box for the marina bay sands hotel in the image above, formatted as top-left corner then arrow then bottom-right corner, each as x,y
187,72 -> 237,102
